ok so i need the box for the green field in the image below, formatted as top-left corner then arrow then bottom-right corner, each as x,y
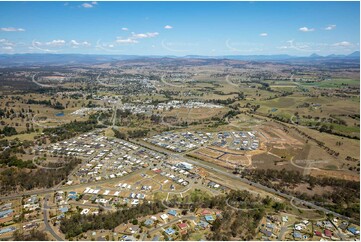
301,78 -> 359,88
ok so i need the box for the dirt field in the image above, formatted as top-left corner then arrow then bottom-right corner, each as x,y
162,107 -> 228,123
309,169 -> 360,181
219,154 -> 252,166
194,147 -> 224,158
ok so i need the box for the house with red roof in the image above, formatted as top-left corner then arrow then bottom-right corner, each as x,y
177,223 -> 188,230
199,209 -> 212,215
324,229 -> 332,238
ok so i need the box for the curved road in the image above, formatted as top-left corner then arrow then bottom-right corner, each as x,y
43,195 -> 64,241
32,74 -> 55,88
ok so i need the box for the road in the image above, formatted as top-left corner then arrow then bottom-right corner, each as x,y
31,74 -> 54,88
129,139 -> 351,220
69,201 -> 113,211
278,226 -> 289,240
43,195 -> 64,241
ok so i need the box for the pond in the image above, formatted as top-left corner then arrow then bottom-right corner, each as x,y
55,112 -> 65,117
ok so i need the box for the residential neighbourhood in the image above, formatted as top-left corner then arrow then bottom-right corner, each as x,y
1,129 -> 359,241
144,130 -> 259,153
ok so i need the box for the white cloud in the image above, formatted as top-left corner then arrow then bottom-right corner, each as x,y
32,40 -> 56,52
259,33 -> 268,37
131,32 -> 159,39
2,46 -> 13,50
121,27 -> 129,31
333,41 -> 352,47
69,40 -> 91,47
82,3 -> 94,8
132,33 -> 147,39
164,25 -> 173,29
325,24 -> 336,30
45,39 -> 66,46
81,2 -> 97,8
69,40 -> 80,46
116,38 -> 138,44
0,39 -> 14,46
277,40 -> 321,52
0,27 -> 25,32
225,39 -> 264,53
3,42 -> 15,46
299,27 -> 315,32
114,31 -> 159,45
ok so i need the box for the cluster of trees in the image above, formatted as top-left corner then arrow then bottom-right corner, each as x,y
115,110 -> 153,127
128,129 -> 149,138
0,149 -> 34,169
13,229 -> 48,241
60,201 -> 165,239
243,103 -> 260,113
348,114 -> 360,120
268,113 -> 359,140
213,91 -> 240,96
208,209 -> 264,240
43,119 -> 103,142
86,101 -> 98,108
346,156 -> 359,162
166,189 -> 281,213
0,126 -> 17,136
52,101 -> 65,110
207,98 -> 237,105
0,157 -> 81,194
161,90 -> 181,99
223,110 -> 241,120
113,128 -> 149,140
242,168 -> 360,220
26,99 -> 65,109
150,114 -> 161,124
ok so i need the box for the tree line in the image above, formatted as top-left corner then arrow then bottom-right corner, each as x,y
0,157 -> 81,194
43,119 -> 104,143
242,168 -> 360,221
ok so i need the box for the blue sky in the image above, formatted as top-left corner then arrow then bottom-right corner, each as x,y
0,1 -> 359,56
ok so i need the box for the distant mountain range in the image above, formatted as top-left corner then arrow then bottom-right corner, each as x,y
308,51 -> 360,59
0,51 -> 359,66
184,51 -> 360,60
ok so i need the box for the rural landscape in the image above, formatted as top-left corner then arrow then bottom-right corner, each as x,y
0,1 -> 359,241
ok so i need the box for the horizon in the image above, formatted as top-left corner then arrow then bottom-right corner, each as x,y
0,50 -> 359,58
0,1 -> 360,56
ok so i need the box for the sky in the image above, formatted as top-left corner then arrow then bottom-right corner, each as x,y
0,1 -> 359,56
